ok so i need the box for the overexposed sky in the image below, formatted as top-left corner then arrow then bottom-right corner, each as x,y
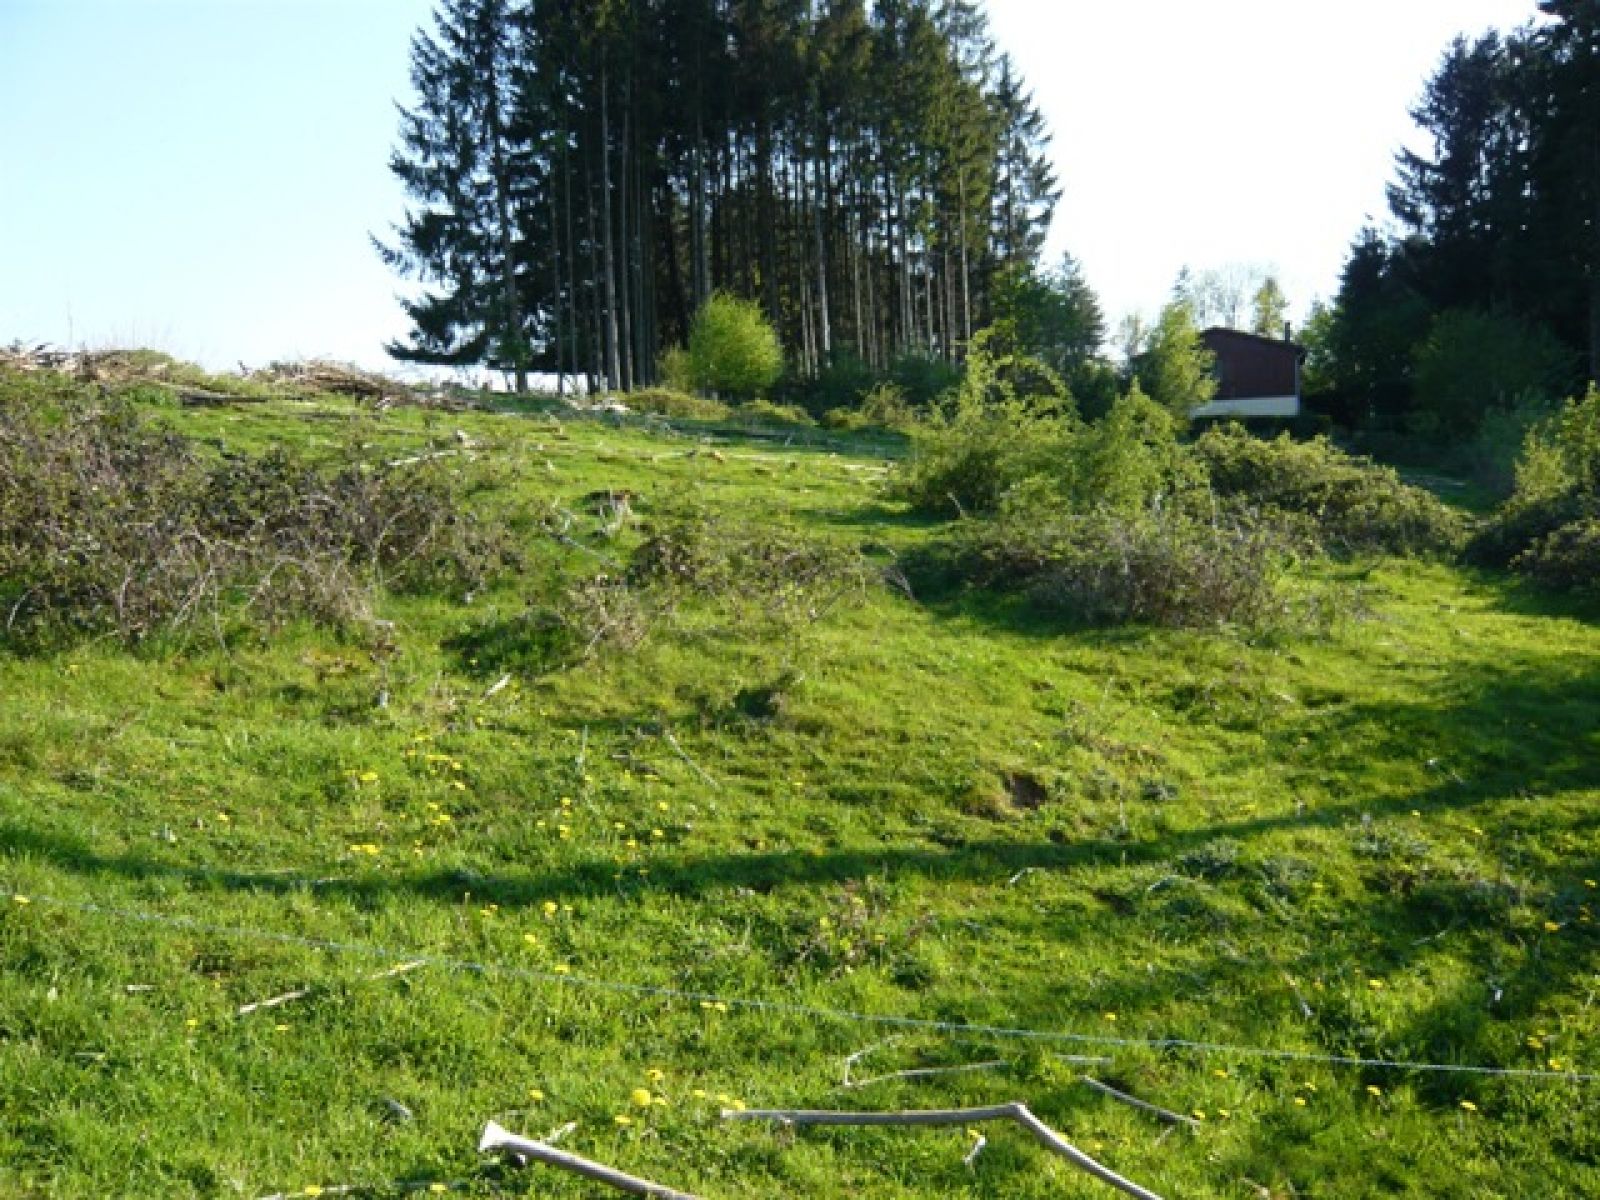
987,0 -> 1540,327
0,0 -> 1543,370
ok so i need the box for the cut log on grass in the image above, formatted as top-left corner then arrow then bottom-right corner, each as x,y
477,1121 -> 704,1199
723,1102 -> 1165,1200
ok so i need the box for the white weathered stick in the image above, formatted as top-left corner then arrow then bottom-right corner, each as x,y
483,673 -> 513,699
846,1061 -> 1010,1089
662,730 -> 720,790
963,1132 -> 989,1167
723,1103 -> 1165,1200
478,1121 -> 703,1200
1080,1078 -> 1201,1130
236,987 -> 312,1016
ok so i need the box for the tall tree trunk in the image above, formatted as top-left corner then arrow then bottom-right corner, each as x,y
599,60 -> 623,392
812,145 -> 832,365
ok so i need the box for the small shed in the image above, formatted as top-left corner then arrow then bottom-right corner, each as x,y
1191,326 -> 1304,420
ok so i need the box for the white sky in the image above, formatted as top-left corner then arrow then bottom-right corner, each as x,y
986,0 -> 1541,329
0,0 -> 1543,369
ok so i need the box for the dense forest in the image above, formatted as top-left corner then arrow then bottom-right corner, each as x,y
377,0 -> 1058,394
1311,0 -> 1599,439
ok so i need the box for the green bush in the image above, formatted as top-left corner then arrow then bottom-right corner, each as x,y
734,398 -> 816,427
686,294 -> 783,401
625,387 -> 730,421
1471,384 -> 1600,576
891,345 -> 1077,516
1516,518 -> 1600,595
1194,424 -> 1466,556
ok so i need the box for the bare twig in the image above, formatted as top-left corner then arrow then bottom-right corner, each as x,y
1080,1077 -> 1200,1130
236,987 -> 312,1017
963,1132 -> 988,1167
662,730 -> 720,790
483,673 -> 513,700
846,1061 -> 1010,1090
724,1103 -> 1165,1200
478,1121 -> 703,1199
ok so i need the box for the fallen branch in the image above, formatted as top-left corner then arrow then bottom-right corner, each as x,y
846,1060 -> 1010,1090
662,730 -> 720,790
723,1103 -> 1165,1200
1080,1077 -> 1201,1130
237,962 -> 424,1016
236,987 -> 311,1017
478,1120 -> 703,1199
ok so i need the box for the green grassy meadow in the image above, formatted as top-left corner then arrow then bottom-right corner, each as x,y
2,390 -> 1598,1198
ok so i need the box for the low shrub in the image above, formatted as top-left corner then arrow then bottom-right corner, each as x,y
1470,384 -> 1600,579
0,375 -> 514,645
733,398 -> 816,427
1194,424 -> 1466,556
1514,517 -> 1600,596
936,506 -> 1297,629
891,347 -> 1077,516
625,387 -> 730,421
629,509 -> 871,621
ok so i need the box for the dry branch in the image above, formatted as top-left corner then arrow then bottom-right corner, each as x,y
478,1120 -> 703,1199
1080,1077 -> 1201,1130
724,1102 -> 1165,1200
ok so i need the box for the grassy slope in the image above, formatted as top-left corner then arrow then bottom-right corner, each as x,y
1,393 -> 1597,1199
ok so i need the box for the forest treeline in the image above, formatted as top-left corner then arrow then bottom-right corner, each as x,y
378,0 -> 1058,394
1310,0 -> 1599,441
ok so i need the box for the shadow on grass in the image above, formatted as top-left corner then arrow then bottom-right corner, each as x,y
1,658 -> 1595,1088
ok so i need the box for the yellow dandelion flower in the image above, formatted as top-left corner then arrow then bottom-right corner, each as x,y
542,901 -> 559,917
657,802 -> 669,812
613,1114 -> 633,1126
274,1024 -> 290,1033
1191,1110 -> 1206,1121
185,1018 -> 199,1028
523,933 -> 539,945
1460,1100 -> 1478,1112
1543,921 -> 1561,933
553,964 -> 571,975
12,895 -> 29,905
651,829 -> 665,839
646,1068 -> 666,1083
1368,979 -> 1385,990
692,1089 -> 708,1099
451,781 -> 467,792
1366,1085 -> 1382,1097
559,826 -> 572,839
529,1088 -> 545,1102
1549,1059 -> 1564,1071
429,1186 -> 449,1195
613,822 -> 627,831
1212,1069 -> 1229,1079
304,1188 -> 325,1198
625,838 -> 638,849
1585,879 -> 1597,889
1218,1108 -> 1232,1118
631,1088 -> 653,1107
1293,1097 -> 1307,1107
1102,1011 -> 1117,1022
358,771 -> 379,784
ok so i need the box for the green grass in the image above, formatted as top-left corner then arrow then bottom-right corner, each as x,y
2,385 -> 1598,1198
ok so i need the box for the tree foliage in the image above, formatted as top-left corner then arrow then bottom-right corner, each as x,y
1318,10 -> 1598,434
686,294 -> 784,400
379,0 -> 1059,392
